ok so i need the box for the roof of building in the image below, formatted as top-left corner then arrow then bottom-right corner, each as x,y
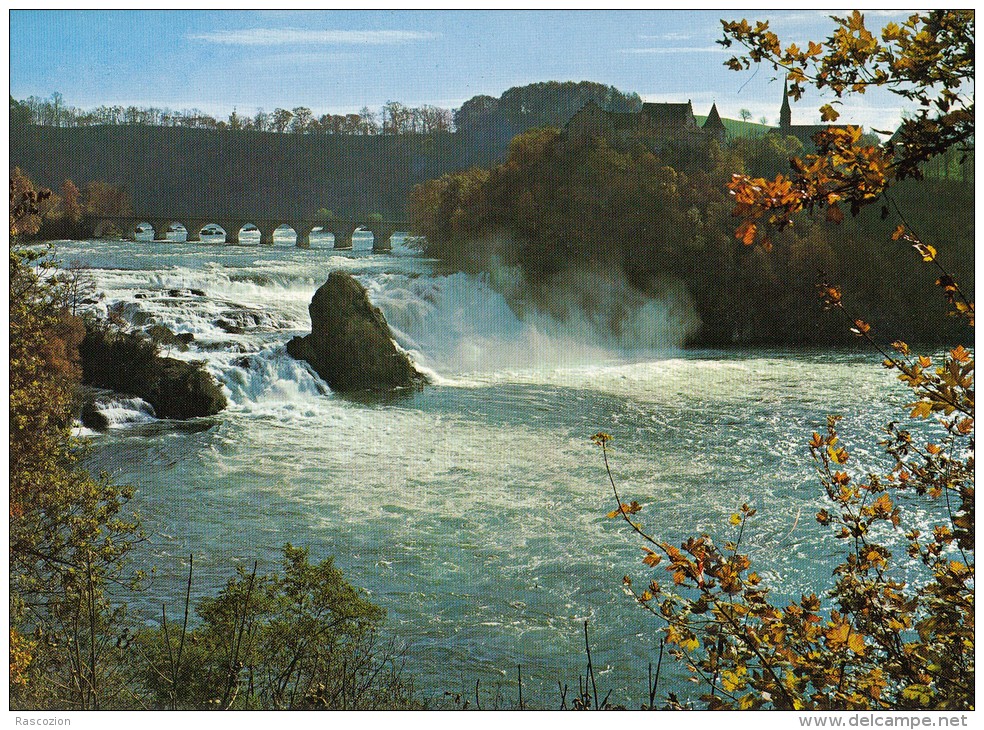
640,101 -> 695,126
703,103 -> 726,131
610,111 -> 639,131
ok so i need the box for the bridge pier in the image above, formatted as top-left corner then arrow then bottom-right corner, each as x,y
327,222 -> 357,250
153,220 -> 171,241
184,219 -> 208,242
259,226 -> 278,245
292,222 -> 315,248
368,225 -> 397,252
219,221 -> 243,244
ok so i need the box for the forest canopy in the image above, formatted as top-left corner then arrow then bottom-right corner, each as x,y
409,122 -> 973,346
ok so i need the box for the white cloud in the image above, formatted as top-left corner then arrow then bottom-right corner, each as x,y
618,46 -> 730,55
189,28 -> 439,46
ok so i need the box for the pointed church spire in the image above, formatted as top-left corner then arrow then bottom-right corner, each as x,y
780,75 -> 792,129
704,103 -> 724,128
703,102 -> 726,141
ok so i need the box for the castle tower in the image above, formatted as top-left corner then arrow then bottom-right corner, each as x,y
703,102 -> 727,141
779,76 -> 792,129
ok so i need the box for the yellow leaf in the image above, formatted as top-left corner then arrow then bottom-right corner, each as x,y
909,401 -> 933,419
827,445 -> 849,464
827,621 -> 850,647
950,345 -> 970,363
848,632 -> 866,654
819,103 -> 840,122
902,684 -> 933,706
681,636 -> 699,653
736,219 -> 757,246
914,243 -> 937,262
729,513 -> 742,526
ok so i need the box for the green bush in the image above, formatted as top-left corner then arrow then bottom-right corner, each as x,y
135,545 -> 422,710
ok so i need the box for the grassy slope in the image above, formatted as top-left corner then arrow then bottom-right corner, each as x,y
695,115 -> 772,138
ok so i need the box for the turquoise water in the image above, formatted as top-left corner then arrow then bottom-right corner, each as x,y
61,232 -> 916,706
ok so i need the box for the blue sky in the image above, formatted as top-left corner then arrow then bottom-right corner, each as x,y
10,9 -> 920,131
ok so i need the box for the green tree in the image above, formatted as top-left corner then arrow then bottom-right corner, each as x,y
289,106 -> 313,133
135,545 -> 418,710
270,107 -> 293,133
10,95 -> 32,127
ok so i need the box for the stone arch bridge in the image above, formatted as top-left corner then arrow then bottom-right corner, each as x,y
92,215 -> 409,251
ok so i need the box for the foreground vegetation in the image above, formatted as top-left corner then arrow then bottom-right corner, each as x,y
10,166 -> 132,241
9,180 -> 421,710
599,10 -> 973,710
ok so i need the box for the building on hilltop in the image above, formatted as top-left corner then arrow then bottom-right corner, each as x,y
563,99 -> 726,148
771,76 -> 852,148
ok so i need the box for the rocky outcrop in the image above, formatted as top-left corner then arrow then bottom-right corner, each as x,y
79,399 -> 110,431
145,323 -> 192,351
287,271 -> 425,392
79,324 -> 227,420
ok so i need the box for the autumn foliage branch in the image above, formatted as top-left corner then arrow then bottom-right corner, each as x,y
721,11 -> 974,249
597,9 -> 973,711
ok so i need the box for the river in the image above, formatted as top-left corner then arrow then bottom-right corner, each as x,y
57,230 -> 920,707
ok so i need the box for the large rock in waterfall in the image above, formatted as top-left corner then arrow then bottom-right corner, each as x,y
287,271 -> 424,392
79,324 -> 227,420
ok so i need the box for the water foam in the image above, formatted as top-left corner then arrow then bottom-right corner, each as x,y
63,238 -> 703,409
91,396 -> 157,427
364,264 -> 701,376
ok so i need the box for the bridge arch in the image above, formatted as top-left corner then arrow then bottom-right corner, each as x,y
214,221 -> 243,244
238,223 -> 261,244
308,225 -> 334,248
131,221 -> 156,240
352,225 -> 376,251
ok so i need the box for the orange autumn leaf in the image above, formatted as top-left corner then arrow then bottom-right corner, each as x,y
735,219 -> 757,245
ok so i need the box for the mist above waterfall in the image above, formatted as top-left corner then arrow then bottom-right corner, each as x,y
367,256 -> 702,375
